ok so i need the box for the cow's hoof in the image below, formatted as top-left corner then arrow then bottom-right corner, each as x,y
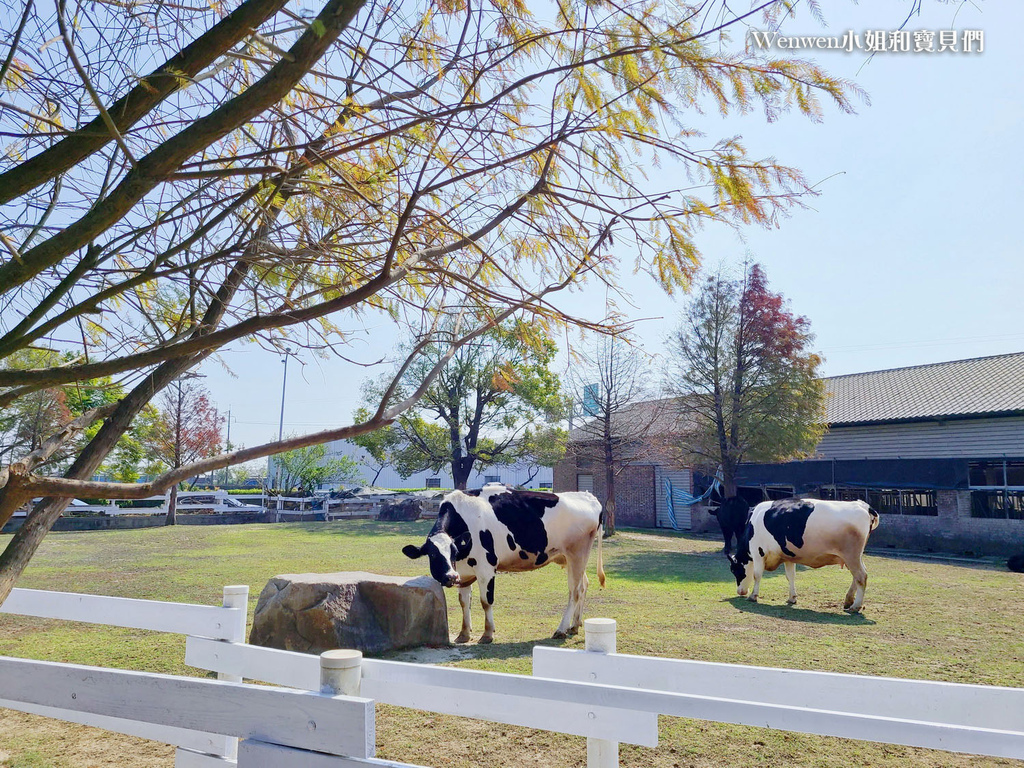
454,632 -> 471,644
566,626 -> 580,636
478,635 -> 494,645
747,595 -> 758,603
552,630 -> 568,639
844,606 -> 861,614
786,597 -> 797,605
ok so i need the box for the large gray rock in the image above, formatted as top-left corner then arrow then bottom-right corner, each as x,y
250,572 -> 449,655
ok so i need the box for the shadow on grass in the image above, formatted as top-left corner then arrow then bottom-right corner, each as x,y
459,636 -> 568,661
727,596 -> 877,625
611,549 -> 735,584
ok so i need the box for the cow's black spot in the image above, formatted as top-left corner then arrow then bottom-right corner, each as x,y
758,547 -> 765,557
535,552 -> 548,566
465,488 -> 482,497
488,490 -> 557,557
507,533 -> 516,550
519,551 -> 529,560
485,577 -> 495,605
435,502 -> 472,560
762,499 -> 815,557
467,558 -> 477,567
479,530 -> 498,567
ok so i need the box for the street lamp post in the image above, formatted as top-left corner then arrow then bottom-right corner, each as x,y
275,349 -> 293,490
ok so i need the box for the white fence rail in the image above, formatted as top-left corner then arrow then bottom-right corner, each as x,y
3,586 -> 1024,768
0,656 -> 375,758
534,626 -> 1024,764
1,588 -> 246,640
184,636 -> 657,746
0,586 -> 421,768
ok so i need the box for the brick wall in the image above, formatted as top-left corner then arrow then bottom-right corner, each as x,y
553,455 -> 578,493
552,456 -> 656,528
865,489 -> 1023,556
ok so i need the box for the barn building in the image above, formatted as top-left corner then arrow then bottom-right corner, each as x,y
554,352 -> 1024,555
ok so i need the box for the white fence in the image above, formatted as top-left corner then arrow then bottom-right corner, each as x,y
2,587 -> 1024,767
11,492 -> 439,520
10,491 -> 263,517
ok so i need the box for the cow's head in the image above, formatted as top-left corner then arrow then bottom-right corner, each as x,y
402,500 -> 474,588
728,521 -> 755,595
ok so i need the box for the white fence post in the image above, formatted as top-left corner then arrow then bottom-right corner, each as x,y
585,618 -> 618,768
219,585 -> 249,672
321,650 -> 363,697
215,585 -> 248,765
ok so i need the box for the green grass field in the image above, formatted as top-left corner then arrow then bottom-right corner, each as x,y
1,521 -> 1022,768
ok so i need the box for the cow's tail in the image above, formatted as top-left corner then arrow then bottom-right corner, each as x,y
597,523 -> 606,587
867,505 -> 880,531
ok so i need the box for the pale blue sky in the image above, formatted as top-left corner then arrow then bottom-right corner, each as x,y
202,0 -> 1024,453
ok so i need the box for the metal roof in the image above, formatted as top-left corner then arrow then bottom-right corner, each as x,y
825,352 -> 1024,425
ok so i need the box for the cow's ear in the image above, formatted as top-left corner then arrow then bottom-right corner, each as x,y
452,531 -> 473,559
402,544 -> 424,559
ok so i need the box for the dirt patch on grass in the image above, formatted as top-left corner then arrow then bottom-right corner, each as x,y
0,710 -> 173,767
387,644 -> 474,664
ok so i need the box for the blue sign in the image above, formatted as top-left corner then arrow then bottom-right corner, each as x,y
583,383 -> 600,417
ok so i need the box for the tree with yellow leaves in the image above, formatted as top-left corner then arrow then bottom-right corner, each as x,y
0,0 -> 856,600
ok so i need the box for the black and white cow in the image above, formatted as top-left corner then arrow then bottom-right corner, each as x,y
402,484 -> 604,643
711,495 -> 750,556
728,498 -> 880,613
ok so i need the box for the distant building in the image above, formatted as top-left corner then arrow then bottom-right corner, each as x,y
269,438 -> 553,491
556,352 -> 1024,555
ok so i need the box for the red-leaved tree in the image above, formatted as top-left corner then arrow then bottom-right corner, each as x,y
149,378 -> 224,524
666,263 -> 827,496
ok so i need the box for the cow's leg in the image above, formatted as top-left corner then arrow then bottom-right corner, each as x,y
454,585 -> 473,644
748,558 -> 764,602
720,521 -> 732,556
844,555 -> 868,613
478,572 -> 496,644
556,547 -> 590,638
784,561 -> 797,605
570,571 -> 590,632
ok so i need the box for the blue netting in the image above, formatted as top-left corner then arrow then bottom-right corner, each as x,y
663,476 -> 720,531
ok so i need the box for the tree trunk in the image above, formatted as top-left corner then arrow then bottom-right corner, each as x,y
451,457 -> 474,490
603,462 -> 616,537
722,458 -> 737,498
165,485 -> 177,526
598,436 -> 614,536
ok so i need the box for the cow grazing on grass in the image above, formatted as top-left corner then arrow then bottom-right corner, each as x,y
402,484 -> 605,643
728,498 -> 880,613
711,496 -> 750,555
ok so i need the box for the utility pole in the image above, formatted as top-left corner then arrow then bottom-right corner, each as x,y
222,408 -> 232,486
275,350 -> 294,490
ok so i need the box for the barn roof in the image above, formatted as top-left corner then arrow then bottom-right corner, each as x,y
569,352 -> 1024,439
825,351 -> 1024,425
